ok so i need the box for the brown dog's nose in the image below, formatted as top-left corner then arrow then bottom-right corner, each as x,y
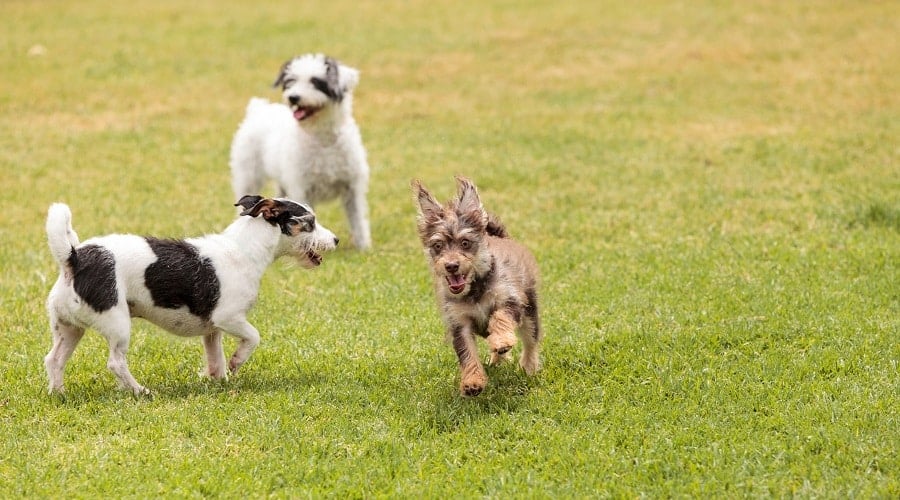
445,262 -> 459,274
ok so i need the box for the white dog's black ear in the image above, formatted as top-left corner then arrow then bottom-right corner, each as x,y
272,58 -> 293,88
310,56 -> 345,102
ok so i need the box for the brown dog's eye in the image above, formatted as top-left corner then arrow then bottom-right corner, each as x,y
459,239 -> 471,250
431,241 -> 444,252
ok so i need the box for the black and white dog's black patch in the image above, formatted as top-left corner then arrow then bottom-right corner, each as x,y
144,237 -> 220,320
69,244 -> 117,313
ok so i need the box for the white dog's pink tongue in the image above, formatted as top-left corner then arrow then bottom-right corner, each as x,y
293,108 -> 307,120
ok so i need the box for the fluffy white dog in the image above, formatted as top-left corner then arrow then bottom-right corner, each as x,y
230,54 -> 372,250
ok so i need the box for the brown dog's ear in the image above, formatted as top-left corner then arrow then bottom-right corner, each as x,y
455,176 -> 487,229
412,179 -> 443,220
236,196 -> 282,221
272,58 -> 293,88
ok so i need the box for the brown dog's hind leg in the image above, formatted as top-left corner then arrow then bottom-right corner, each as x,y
519,289 -> 542,375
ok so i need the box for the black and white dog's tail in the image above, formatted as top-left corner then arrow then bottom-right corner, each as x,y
46,203 -> 79,267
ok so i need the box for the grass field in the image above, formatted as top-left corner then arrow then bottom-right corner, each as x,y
1,0 -> 898,497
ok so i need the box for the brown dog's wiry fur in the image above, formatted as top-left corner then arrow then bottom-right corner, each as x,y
413,176 -> 542,396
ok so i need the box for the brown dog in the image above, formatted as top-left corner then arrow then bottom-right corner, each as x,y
413,176 -> 543,396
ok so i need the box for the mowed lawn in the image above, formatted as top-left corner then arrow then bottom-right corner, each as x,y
0,0 -> 897,497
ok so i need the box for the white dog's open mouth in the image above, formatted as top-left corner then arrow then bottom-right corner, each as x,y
293,105 -> 321,121
446,274 -> 467,294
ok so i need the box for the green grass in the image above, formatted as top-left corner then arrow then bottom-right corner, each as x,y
1,0 -> 898,496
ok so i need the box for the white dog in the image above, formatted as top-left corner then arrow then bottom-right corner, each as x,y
230,54 -> 372,250
44,196 -> 338,396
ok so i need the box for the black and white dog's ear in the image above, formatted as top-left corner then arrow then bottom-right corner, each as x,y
236,195 -> 278,219
236,195 -> 265,213
272,58 -> 293,88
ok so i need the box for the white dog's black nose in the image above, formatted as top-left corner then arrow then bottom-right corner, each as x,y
288,95 -> 300,106
334,236 -> 340,247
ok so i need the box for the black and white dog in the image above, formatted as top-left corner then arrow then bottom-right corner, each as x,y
44,196 -> 338,396
230,54 -> 372,249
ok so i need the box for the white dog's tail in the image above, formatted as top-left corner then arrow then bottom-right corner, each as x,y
46,203 -> 79,267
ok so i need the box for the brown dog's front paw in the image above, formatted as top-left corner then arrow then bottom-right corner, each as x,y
461,381 -> 485,397
487,329 -> 517,359
459,371 -> 487,396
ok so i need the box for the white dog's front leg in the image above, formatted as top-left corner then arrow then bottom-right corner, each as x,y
221,320 -> 261,375
201,330 -> 227,379
343,187 -> 371,250
229,138 -> 266,203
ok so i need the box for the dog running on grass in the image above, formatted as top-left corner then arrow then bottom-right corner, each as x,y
230,53 -> 372,250
413,176 -> 543,396
44,196 -> 338,396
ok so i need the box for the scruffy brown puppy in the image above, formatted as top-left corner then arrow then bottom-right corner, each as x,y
413,176 -> 542,396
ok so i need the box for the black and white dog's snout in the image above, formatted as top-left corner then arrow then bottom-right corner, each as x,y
288,94 -> 301,106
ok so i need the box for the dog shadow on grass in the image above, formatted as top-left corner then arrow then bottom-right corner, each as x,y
41,356 -> 544,424
407,364 -> 545,435
41,361 -> 327,405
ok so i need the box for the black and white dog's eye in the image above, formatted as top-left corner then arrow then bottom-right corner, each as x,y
289,217 -> 315,232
